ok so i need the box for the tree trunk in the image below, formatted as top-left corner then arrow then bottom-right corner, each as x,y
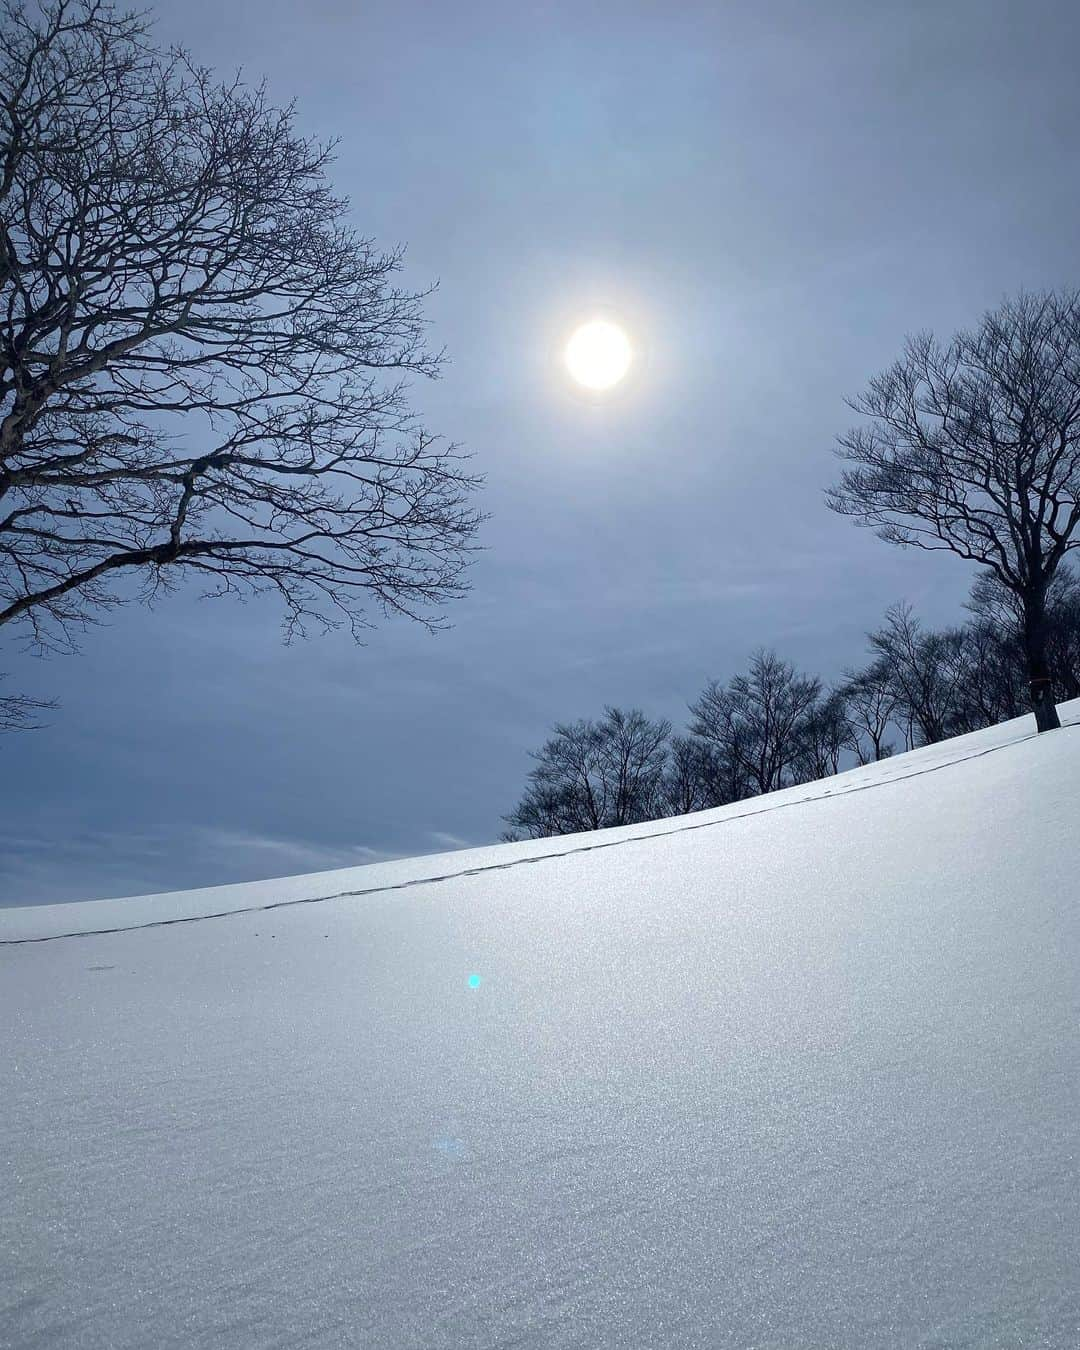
1023,591 -> 1062,733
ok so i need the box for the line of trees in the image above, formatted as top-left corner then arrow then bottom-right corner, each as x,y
509,287 -> 1080,837
4,1 -> 1080,766
503,569 -> 1080,839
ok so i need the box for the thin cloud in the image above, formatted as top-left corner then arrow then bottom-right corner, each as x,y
0,824 -> 395,907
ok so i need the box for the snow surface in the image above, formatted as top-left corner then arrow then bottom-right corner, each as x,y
2,706 -> 1079,1349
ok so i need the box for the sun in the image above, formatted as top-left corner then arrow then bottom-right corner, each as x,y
564,319 -> 633,391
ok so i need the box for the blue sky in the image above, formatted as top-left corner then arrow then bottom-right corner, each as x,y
3,0 -> 1079,904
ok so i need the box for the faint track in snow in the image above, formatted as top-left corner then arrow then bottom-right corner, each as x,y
2,722 -> 1073,946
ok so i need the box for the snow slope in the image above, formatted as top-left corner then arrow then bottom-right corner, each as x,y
2,707 -> 1079,1349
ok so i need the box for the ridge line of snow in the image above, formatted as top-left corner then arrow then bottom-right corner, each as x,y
4,718 -> 1070,947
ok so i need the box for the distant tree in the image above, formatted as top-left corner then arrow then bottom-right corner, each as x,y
849,571 -> 1079,752
868,604 -> 963,748
967,566 -> 1080,704
1042,573 -> 1080,701
0,2 -> 480,702
828,291 -> 1080,732
679,700 -> 755,806
504,707 -> 671,839
838,659 -> 897,762
660,734 -> 732,816
947,617 -> 1025,733
599,706 -> 672,826
792,688 -> 853,782
689,649 -> 821,795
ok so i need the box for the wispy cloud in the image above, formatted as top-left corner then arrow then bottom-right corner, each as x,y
0,823 -> 397,908
426,830 -> 473,852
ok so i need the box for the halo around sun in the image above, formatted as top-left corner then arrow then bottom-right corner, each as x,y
564,319 -> 633,390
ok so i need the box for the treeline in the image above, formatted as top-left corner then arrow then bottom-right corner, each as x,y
504,570 -> 1080,839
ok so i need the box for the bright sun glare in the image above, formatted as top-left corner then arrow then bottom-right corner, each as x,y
564,319 -> 633,390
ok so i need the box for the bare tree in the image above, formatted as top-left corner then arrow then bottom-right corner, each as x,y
0,674 -> 54,730
660,734 -> 732,816
0,2 -> 481,696
868,604 -> 965,748
689,649 -> 821,796
828,291 -> 1080,732
967,566 -> 1080,703
838,660 -> 897,762
947,618 -> 1025,733
504,707 -> 671,840
601,706 -> 672,826
792,688 -> 852,782
1043,574 -> 1080,701
502,720 -> 603,839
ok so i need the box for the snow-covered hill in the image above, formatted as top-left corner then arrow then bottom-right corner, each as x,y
2,706 -> 1079,1349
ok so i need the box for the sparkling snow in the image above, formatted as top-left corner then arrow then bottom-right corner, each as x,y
2,707 -> 1078,1348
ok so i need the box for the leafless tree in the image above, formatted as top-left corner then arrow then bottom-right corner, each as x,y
828,291 -> 1080,732
868,604 -> 966,748
1043,575 -> 1080,701
0,2 -> 481,702
0,673 -> 54,730
504,707 -> 671,839
689,649 -> 821,796
792,688 -> 853,782
947,618 -> 1025,733
660,734 -> 732,816
967,566 -> 1080,703
838,660 -> 897,762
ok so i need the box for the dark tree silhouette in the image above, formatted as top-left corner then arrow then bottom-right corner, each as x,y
660,734 -> 734,816
828,291 -> 1080,732
689,649 -> 821,796
867,604 -> 964,748
948,619 -> 1025,734
792,688 -> 852,782
0,674 -> 54,731
967,567 -> 1080,705
504,707 -> 671,840
0,2 -> 480,684
838,660 -> 897,762
501,582 -> 1080,841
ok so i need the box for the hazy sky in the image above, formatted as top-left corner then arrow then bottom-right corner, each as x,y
4,0 -> 1079,904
